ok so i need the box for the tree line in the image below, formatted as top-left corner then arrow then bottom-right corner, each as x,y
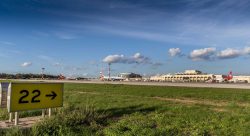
0,73 -> 59,79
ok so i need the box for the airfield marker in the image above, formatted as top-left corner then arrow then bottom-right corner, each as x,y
48,108 -> 52,117
4,82 -> 63,127
9,112 -> 13,122
14,112 -> 19,126
8,83 -> 63,112
42,109 -> 45,118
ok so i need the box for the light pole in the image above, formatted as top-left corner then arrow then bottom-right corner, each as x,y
108,63 -> 111,80
42,68 -> 45,79
41,67 -> 46,117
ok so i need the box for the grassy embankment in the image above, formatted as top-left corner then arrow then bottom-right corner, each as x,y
1,83 -> 250,135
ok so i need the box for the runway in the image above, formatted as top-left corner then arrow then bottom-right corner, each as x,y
12,79 -> 250,89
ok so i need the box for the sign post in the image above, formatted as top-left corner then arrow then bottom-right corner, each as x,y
49,108 -> 52,117
7,82 -> 63,125
14,112 -> 19,126
9,112 -> 13,122
42,109 -> 45,118
8,82 -> 63,112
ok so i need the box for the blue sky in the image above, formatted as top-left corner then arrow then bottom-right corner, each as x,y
1,0 -> 250,77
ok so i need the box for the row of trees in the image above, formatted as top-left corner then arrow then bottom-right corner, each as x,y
0,73 -> 59,79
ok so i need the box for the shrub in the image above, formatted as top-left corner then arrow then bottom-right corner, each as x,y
32,105 -> 100,136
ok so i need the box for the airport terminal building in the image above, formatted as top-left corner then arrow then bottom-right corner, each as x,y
150,70 -> 250,83
150,70 -> 215,82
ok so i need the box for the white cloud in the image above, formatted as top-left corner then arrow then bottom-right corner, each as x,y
130,53 -> 150,64
103,53 -> 150,64
103,54 -> 125,64
169,48 -> 181,57
190,48 -> 216,61
243,46 -> 250,55
217,48 -> 242,59
21,62 -> 32,67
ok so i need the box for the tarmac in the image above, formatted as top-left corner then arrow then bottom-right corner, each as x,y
8,79 -> 250,89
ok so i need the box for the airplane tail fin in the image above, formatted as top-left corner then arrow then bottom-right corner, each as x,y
228,71 -> 233,80
100,71 -> 104,80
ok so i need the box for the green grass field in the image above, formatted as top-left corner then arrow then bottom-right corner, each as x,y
1,83 -> 250,135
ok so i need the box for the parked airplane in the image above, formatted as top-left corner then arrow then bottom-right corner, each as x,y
58,74 -> 66,80
99,72 -> 124,81
102,76 -> 124,81
224,71 -> 233,81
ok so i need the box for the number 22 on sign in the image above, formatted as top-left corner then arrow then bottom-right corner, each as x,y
8,82 -> 63,112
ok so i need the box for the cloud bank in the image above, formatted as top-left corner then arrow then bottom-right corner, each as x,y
243,47 -> 250,55
103,53 -> 150,64
169,48 -> 182,57
170,47 -> 250,61
190,48 -> 216,61
103,54 -> 125,64
217,48 -> 241,59
103,53 -> 163,69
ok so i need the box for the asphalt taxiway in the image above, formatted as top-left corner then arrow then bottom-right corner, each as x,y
13,79 -> 250,89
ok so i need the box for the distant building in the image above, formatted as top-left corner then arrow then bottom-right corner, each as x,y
214,75 -> 225,83
150,70 -> 215,82
232,76 -> 250,83
183,70 -> 202,75
119,73 -> 142,81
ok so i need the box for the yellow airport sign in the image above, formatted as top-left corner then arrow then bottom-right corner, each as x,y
8,82 -> 63,112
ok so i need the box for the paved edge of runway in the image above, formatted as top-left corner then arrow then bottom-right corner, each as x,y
9,79 -> 250,89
